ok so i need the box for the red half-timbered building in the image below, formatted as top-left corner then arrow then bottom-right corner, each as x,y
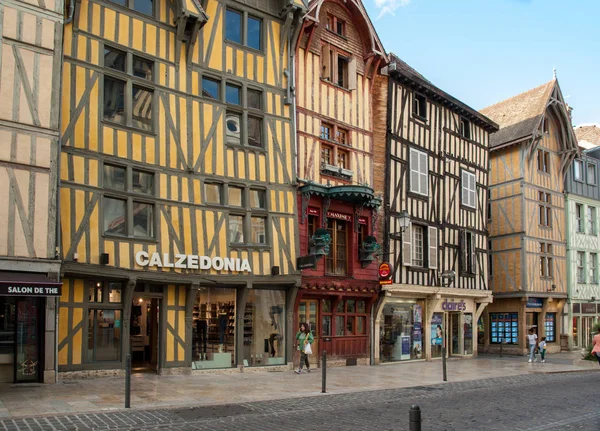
294,0 -> 387,366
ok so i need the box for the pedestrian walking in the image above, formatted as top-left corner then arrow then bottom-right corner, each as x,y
538,337 -> 547,363
294,322 -> 314,374
527,328 -> 538,363
592,326 -> 600,366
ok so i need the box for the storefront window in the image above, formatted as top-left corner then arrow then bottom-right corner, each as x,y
490,313 -> 518,344
244,289 -> 286,366
381,301 -> 424,362
464,313 -> 473,355
335,316 -> 344,336
87,310 -> 122,361
192,288 -> 236,370
430,312 -> 443,358
544,313 -> 556,342
0,298 -> 16,355
333,299 -> 368,337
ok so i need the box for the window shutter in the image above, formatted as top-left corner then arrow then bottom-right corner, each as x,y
470,232 -> 477,274
321,45 -> 331,80
461,171 -> 468,206
402,223 -> 412,266
428,226 -> 438,270
410,149 -> 419,194
419,151 -> 428,195
460,230 -> 467,273
470,173 -> 476,208
348,57 -> 357,90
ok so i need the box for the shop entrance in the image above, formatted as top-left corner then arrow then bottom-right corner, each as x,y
580,317 -> 595,349
130,297 -> 160,374
448,313 -> 461,356
526,312 -> 539,335
298,299 -> 318,366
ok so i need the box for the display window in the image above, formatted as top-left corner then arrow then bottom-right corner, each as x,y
85,280 -> 124,365
544,313 -> 556,342
192,288 -> 236,370
243,289 -> 286,366
380,301 -> 424,362
464,313 -> 473,355
490,313 -> 518,344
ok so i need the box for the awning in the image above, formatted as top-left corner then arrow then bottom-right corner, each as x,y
0,272 -> 62,297
299,183 -> 381,208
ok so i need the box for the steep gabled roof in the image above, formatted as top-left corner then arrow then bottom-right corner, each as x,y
480,81 -> 555,148
481,79 -> 579,176
575,124 -> 600,147
305,0 -> 387,62
387,54 -> 498,132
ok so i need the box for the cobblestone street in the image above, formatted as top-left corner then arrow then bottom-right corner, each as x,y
1,371 -> 598,430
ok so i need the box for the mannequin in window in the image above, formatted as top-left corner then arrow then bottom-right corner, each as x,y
268,305 -> 284,357
218,312 -> 228,353
196,319 -> 207,360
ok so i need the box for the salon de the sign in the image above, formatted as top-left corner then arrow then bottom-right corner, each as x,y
135,252 -> 252,272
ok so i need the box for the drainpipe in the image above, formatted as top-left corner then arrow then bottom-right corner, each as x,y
65,0 -> 75,24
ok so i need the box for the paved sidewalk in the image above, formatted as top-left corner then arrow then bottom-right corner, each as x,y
0,353 -> 597,419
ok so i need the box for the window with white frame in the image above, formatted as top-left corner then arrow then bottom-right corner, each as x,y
540,243 -> 553,278
576,203 -> 584,233
574,160 -> 584,182
409,148 -> 428,196
588,163 -> 597,185
412,225 -> 424,267
589,253 -> 597,284
587,206 -> 596,235
539,192 -> 552,227
577,251 -> 586,283
461,170 -> 476,208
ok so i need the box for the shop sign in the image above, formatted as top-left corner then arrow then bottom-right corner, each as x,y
526,297 -> 543,309
358,217 -> 367,225
441,299 -> 467,312
327,211 -> 352,222
135,252 -> 252,272
297,255 -> 317,270
0,283 -> 61,297
379,262 -> 393,285
581,303 -> 596,314
308,207 -> 320,216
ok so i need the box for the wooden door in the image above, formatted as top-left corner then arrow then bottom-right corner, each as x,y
298,300 -> 319,364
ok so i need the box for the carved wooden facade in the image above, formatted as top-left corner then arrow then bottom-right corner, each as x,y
482,79 -> 579,354
0,0 -> 64,383
58,0 -> 304,373
294,0 -> 387,365
375,55 -> 497,363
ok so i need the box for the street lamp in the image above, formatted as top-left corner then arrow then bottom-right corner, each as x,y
398,210 -> 411,232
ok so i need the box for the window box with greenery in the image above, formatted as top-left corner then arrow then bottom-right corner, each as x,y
103,46 -> 154,132
228,187 -> 269,247
103,164 -> 155,239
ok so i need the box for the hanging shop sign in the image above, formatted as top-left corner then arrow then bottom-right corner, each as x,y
135,252 -> 252,272
308,207 -> 320,216
327,211 -> 352,222
358,217 -> 367,225
441,299 -> 467,312
379,262 -> 393,285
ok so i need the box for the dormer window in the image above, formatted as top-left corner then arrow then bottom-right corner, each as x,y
326,14 -> 346,37
413,94 -> 427,119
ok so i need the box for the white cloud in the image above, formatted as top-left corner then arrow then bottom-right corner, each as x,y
374,0 -> 411,20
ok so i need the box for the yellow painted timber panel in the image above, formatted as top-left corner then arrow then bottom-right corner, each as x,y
248,152 -> 256,180
91,3 -> 101,36
146,24 -> 157,56
118,14 -> 128,45
132,134 -> 142,162
78,0 -> 88,32
236,49 -> 243,78
256,55 -> 264,84
77,34 -> 87,61
88,79 -> 99,151
104,241 -> 115,266
132,19 -> 144,52
117,130 -> 127,158
237,151 -> 246,179
247,53 -> 255,81
103,8 -> 116,42
145,136 -> 155,165
103,126 -> 114,156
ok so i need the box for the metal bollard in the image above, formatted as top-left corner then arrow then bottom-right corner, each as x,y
442,347 -> 447,382
409,405 -> 422,431
125,353 -> 131,408
321,350 -> 327,393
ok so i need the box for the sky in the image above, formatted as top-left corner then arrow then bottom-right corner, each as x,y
364,0 -> 600,126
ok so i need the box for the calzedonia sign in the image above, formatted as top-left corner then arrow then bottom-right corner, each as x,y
135,251 -> 252,273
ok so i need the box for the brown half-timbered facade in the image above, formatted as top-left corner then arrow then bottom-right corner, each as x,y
294,0 -> 387,366
375,55 -> 498,363
481,79 -> 579,354
58,0 -> 305,377
0,0 -> 64,383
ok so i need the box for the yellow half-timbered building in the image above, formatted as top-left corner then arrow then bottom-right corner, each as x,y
0,0 -> 64,383
482,79 -> 579,355
58,0 -> 305,376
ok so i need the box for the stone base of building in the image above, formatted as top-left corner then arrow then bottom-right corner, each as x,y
43,371 -> 57,384
59,369 -> 125,380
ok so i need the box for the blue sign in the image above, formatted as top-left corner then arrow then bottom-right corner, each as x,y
402,336 -> 411,355
526,298 -> 543,309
